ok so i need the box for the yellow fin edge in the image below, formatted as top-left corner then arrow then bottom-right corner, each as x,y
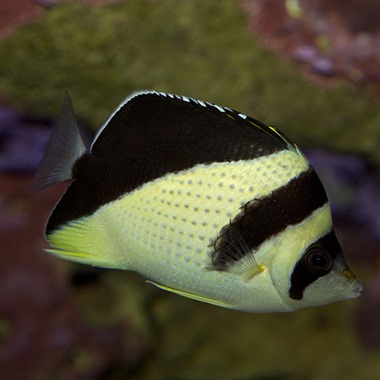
146,280 -> 232,308
46,248 -> 118,269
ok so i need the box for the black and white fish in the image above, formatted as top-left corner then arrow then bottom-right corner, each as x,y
32,91 -> 362,312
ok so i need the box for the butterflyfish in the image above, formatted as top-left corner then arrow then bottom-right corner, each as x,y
32,91 -> 362,312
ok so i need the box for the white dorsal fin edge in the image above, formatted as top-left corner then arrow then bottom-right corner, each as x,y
30,92 -> 87,192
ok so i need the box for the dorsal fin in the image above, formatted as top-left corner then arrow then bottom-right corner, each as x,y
89,92 -> 292,186
31,92 -> 87,192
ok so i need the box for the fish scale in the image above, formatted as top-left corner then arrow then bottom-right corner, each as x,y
48,151 -> 310,305
34,91 -> 362,312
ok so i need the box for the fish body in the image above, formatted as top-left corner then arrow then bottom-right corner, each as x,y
33,91 -> 362,312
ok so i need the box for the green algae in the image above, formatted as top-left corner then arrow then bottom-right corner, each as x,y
0,0 -> 379,163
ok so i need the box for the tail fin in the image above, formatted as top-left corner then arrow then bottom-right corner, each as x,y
31,92 -> 87,192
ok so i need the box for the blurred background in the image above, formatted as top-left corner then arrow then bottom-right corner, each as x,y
0,0 -> 379,379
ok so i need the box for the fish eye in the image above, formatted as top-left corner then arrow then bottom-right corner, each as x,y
303,246 -> 333,274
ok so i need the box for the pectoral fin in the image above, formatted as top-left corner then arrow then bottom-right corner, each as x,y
146,281 -> 232,308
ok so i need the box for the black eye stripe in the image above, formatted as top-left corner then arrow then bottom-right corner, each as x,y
289,231 -> 341,300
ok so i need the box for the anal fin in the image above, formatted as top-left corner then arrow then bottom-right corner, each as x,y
146,281 -> 232,308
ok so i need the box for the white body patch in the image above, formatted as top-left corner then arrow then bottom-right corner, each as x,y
49,149 -> 312,312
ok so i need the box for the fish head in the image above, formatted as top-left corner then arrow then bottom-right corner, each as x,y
286,249 -> 362,310
267,206 -> 362,311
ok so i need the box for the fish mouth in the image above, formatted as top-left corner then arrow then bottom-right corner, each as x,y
350,282 -> 363,298
343,269 -> 363,298
343,269 -> 356,280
